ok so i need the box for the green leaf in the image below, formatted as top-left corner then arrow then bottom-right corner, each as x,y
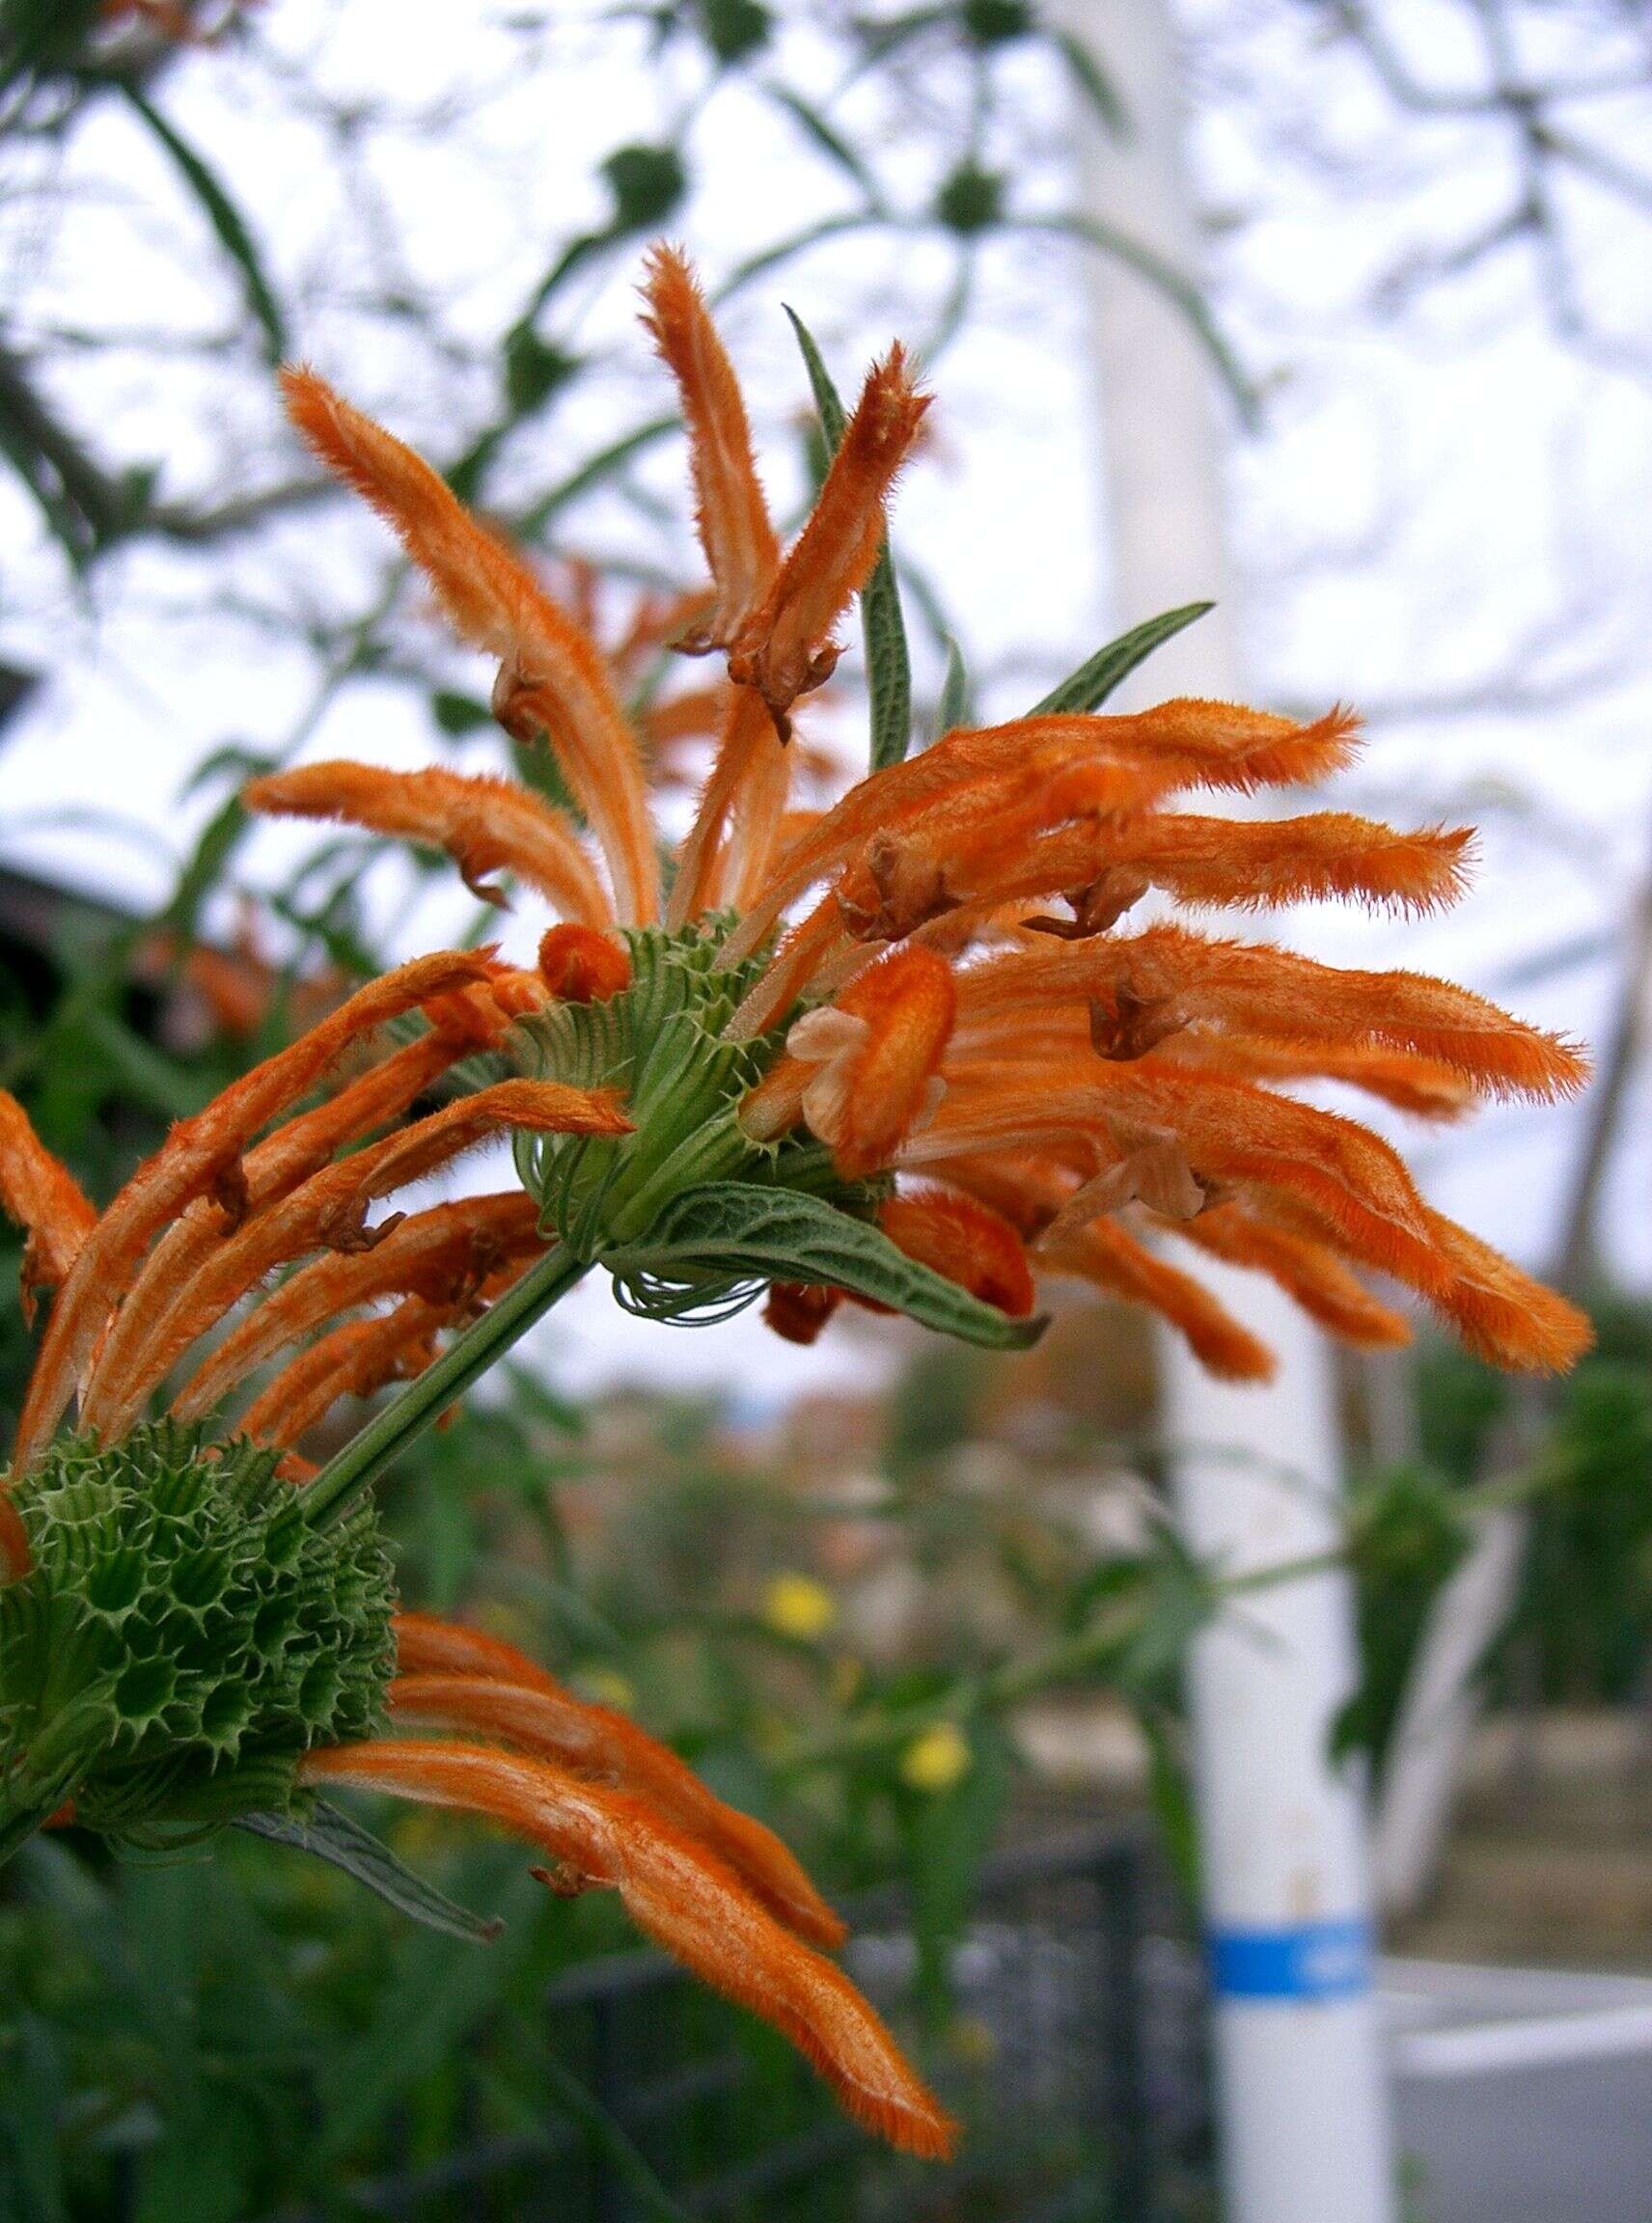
431,688 -> 493,738
235,1800 -> 502,1942
784,309 -> 913,772
785,304 -> 847,445
119,88 -> 287,366
538,2052 -> 694,2222
1135,1704 -> 1200,1906
1051,27 -> 1129,138
766,87 -> 886,208
516,415 -> 678,535
1032,210 -> 1253,422
1029,600 -> 1213,717
934,634 -> 972,738
605,1183 -> 1046,1350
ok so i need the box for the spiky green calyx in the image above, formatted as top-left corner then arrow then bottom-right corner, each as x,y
0,1422 -> 395,1857
513,919 -> 857,1264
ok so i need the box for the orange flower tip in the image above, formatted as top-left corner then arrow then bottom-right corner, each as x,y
763,1281 -> 842,1345
1469,1283 -> 1594,1376
855,2078 -> 959,2162
279,364 -> 367,480
879,1191 -> 1036,1318
1200,1325 -> 1278,1385
537,924 -> 632,1003
860,343 -> 932,459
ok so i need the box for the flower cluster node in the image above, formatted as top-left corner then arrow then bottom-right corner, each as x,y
0,1423 -> 394,1852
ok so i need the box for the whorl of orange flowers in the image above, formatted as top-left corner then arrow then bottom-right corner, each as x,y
249,244 -> 1589,1385
0,968 -> 953,2158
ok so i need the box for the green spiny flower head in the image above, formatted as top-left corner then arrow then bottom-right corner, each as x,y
0,1421 -> 394,1854
514,918 -> 851,1261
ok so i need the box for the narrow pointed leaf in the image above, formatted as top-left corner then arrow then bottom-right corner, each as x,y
784,309 -> 914,772
1029,601 -> 1214,717
934,635 -> 972,739
120,87 -> 287,365
236,1800 -> 503,1942
767,88 -> 888,210
1052,28 -> 1129,138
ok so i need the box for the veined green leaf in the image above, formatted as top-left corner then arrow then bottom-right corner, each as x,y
784,309 -> 914,773
1029,601 -> 1214,717
604,1183 -> 1046,1350
236,1801 -> 502,1943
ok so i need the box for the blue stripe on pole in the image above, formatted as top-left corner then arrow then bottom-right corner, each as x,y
1207,1917 -> 1373,2001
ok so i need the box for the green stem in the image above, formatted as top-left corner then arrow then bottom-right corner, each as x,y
299,1247 -> 589,1529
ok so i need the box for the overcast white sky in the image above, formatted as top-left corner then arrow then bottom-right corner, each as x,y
2,0 -> 1647,1403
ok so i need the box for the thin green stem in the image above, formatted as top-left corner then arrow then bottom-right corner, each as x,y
299,1247 -> 589,1529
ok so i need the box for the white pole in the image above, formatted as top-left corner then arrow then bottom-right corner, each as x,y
1057,5 -> 1396,2216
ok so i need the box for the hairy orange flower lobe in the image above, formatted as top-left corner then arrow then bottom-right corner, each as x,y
537,923 -> 632,1003
729,345 -> 929,738
768,947 -> 957,1182
878,1189 -> 1036,1318
763,1281 -> 844,1345
245,760 -> 613,927
640,246 -> 779,647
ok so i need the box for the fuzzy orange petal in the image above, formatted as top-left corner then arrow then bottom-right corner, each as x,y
640,246 -> 778,645
170,1192 -> 543,1422
537,923 -> 633,1003
299,1739 -> 956,2160
810,947 -> 957,1181
87,1083 -> 621,1437
245,761 -> 613,926
282,368 -> 657,923
728,345 -> 929,736
877,1188 -> 1035,1317
1040,1216 -> 1277,1382
14,950 -> 496,1471
0,1091 -> 96,1324
389,1662 -> 845,1951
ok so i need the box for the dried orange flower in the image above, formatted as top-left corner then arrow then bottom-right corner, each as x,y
249,248 -> 1589,1394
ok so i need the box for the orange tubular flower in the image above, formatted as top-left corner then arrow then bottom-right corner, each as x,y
245,761 -> 615,924
245,253 -> 1590,1386
743,945 -> 956,1181
300,1741 -> 954,2159
389,1612 -> 845,1951
877,1190 -> 1036,1321
0,1093 -> 96,1325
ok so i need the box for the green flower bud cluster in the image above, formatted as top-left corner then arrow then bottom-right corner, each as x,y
513,919 -> 845,1264
0,1421 -> 395,1858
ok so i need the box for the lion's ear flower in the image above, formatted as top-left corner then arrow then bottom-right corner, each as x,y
0,249 -> 1600,2172
252,261 -> 1590,1383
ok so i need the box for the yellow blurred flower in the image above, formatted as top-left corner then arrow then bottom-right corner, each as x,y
578,1666 -> 637,1713
761,1572 -> 837,1641
899,1721 -> 972,1794
947,2013 -> 998,2067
